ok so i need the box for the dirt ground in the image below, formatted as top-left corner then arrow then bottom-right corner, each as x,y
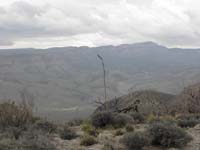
53,124 -> 200,150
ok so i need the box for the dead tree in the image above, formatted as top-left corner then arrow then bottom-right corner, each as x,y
97,54 -> 107,110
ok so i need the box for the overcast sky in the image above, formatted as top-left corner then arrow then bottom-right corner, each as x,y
0,0 -> 199,48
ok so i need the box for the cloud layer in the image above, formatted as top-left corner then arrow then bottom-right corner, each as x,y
0,0 -> 200,48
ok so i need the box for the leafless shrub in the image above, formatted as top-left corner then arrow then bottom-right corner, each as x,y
0,102 -> 34,129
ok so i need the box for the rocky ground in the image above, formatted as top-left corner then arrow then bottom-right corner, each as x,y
184,124 -> 200,150
52,124 -> 200,150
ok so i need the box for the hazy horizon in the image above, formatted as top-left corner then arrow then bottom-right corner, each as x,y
1,41 -> 200,50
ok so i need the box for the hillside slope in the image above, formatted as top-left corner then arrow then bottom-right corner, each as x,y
0,42 -> 200,120
173,83 -> 200,114
96,90 -> 175,115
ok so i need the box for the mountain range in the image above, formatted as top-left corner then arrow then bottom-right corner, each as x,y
0,41 -> 200,121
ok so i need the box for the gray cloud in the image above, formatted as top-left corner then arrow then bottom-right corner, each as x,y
0,0 -> 200,48
0,39 -> 13,46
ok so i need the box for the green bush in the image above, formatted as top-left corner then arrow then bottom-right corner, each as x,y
121,132 -> 150,150
125,124 -> 134,132
80,135 -> 97,146
82,123 -> 91,132
148,122 -> 192,148
91,111 -> 113,128
146,114 -> 160,124
60,125 -> 77,140
81,123 -> 98,137
130,112 -> 145,124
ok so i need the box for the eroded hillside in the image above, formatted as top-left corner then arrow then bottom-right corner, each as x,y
0,42 -> 200,120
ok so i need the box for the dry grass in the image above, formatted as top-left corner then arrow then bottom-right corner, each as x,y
0,102 -> 34,129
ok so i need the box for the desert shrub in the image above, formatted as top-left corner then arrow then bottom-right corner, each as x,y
33,119 -> 57,133
0,138 -> 19,150
82,123 -> 91,132
130,112 -> 145,124
147,115 -> 175,125
0,129 -> 56,150
102,143 -> 115,150
192,114 -> 200,120
67,119 -> 83,127
176,114 -> 200,120
159,115 -> 176,124
148,122 -> 192,148
0,102 -> 57,150
91,111 -> 114,128
5,127 -> 23,140
0,132 -> 12,141
177,118 -> 199,128
60,125 -> 77,140
125,124 -> 134,132
0,102 -> 34,129
0,128 -> 22,142
176,115 -> 190,120
176,114 -> 200,128
91,112 -> 133,128
0,129 -> 55,150
80,135 -> 97,146
112,113 -> 133,128
121,132 -> 150,150
81,123 -> 98,137
146,114 -> 158,123
115,129 -> 124,136
19,130 -> 56,150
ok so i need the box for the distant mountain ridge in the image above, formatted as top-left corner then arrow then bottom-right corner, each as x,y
0,41 -> 200,120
